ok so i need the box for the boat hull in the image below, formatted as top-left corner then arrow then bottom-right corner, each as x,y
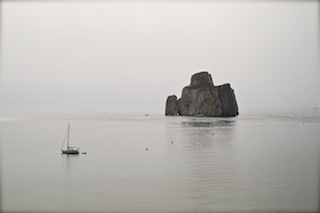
61,149 -> 79,155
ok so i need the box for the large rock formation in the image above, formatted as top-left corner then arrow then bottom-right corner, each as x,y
165,72 -> 238,117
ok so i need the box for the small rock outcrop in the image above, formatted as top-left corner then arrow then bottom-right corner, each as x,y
165,95 -> 178,115
165,71 -> 238,117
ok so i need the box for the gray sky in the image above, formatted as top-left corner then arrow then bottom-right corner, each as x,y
0,1 -> 319,112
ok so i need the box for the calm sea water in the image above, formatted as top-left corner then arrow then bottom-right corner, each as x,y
0,108 -> 319,212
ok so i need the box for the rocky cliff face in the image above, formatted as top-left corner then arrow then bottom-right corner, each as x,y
165,72 -> 238,117
165,95 -> 178,115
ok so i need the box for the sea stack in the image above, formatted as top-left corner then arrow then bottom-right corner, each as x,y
165,71 -> 238,117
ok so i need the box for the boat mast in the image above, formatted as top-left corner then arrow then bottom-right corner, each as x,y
67,122 -> 70,148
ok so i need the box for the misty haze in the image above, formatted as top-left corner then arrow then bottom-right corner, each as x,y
0,1 -> 319,213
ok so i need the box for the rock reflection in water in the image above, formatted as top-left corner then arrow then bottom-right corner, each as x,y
179,118 -> 236,149
166,117 -> 238,210
181,119 -> 235,127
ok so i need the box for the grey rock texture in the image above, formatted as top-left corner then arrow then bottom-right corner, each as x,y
165,95 -> 178,116
165,71 -> 238,117
217,84 -> 239,117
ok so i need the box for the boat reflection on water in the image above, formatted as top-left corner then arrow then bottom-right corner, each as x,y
61,153 -> 80,172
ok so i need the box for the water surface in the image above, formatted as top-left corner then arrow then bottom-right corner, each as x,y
1,108 -> 319,212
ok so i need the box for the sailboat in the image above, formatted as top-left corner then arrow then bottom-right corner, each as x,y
61,122 -> 80,154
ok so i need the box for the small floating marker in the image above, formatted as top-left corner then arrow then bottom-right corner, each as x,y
171,141 -> 174,144
145,148 -> 148,151
82,152 -> 87,154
